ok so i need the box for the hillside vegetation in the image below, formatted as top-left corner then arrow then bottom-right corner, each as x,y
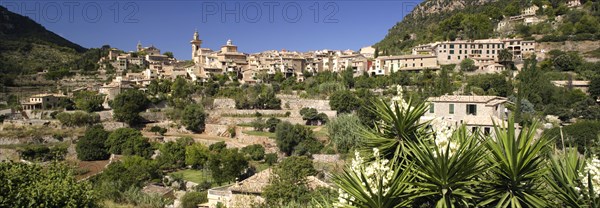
0,6 -> 108,86
376,0 -> 600,54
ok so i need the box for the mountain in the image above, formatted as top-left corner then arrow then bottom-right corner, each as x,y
0,6 -> 86,52
375,0 -> 517,55
375,0 -> 600,55
0,5 -> 91,86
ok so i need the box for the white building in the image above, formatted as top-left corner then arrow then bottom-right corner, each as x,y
422,95 -> 511,134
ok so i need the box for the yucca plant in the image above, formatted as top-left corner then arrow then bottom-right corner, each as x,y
407,125 -> 488,207
332,149 -> 413,208
545,148 -> 587,207
480,117 -> 552,207
359,96 -> 430,160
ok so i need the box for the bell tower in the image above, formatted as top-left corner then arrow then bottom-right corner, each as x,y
190,30 -> 202,59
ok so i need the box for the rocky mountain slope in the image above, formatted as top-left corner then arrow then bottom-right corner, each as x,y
375,0 -> 600,55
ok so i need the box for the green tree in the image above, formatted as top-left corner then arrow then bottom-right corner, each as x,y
544,120 -> 600,154
265,117 -> 281,132
329,90 -> 360,114
96,156 -> 161,190
0,162 -> 98,207
76,125 -> 110,161
275,122 -> 318,156
299,107 -> 328,125
241,144 -> 266,161
163,51 -> 174,59
182,104 -> 207,133
156,137 -> 193,170
110,90 -> 149,125
265,153 -> 278,166
263,156 -> 317,206
433,65 -> 454,96
74,90 -> 105,112
55,111 -> 100,127
207,148 -> 249,185
342,66 -> 355,89
354,88 -> 379,127
185,143 -> 210,169
589,76 -> 600,99
460,58 -> 477,72
327,114 -> 363,153
171,77 -> 191,99
460,14 -> 493,39
106,128 -> 153,158
180,191 -> 208,208
498,49 -> 514,69
553,52 -> 583,71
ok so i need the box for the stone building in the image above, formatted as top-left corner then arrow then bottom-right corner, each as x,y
422,95 -> 511,134
21,94 -> 68,110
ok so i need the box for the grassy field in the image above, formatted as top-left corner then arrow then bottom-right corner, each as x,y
249,160 -> 271,172
169,169 -> 212,184
242,130 -> 276,138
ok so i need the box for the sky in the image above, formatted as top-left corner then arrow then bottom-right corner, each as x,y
2,0 -> 421,60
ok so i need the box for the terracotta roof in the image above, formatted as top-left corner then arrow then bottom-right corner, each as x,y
228,168 -> 329,194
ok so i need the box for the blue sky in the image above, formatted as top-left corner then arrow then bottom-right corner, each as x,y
2,0 -> 420,59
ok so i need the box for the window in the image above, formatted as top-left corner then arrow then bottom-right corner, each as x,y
466,104 -> 477,115
449,50 -> 454,54
450,44 -> 454,49
447,56 -> 451,60
484,127 -> 491,135
449,104 -> 454,114
429,103 -> 435,113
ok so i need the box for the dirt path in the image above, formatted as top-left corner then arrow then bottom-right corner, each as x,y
143,131 -> 247,148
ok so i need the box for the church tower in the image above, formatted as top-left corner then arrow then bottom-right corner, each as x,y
137,41 -> 142,52
190,30 -> 202,59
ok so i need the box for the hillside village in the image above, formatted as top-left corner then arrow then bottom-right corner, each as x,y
2,0 -> 600,207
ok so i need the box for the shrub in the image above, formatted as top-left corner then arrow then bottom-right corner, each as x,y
241,144 -> 266,161
182,104 -> 207,133
265,117 -> 281,132
76,125 -> 110,161
265,153 -> 278,166
180,191 -> 208,208
55,111 -> 100,127
149,126 -> 167,136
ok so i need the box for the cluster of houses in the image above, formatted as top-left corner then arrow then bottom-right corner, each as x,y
105,30 -> 541,88
496,0 -> 583,34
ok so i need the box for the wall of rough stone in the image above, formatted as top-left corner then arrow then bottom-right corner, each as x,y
213,98 -> 236,109
312,154 -> 341,163
212,97 -> 332,111
537,40 -> 600,61
140,111 -> 167,122
211,109 -> 337,119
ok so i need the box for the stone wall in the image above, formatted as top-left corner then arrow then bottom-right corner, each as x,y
213,98 -> 236,109
212,109 -> 337,119
140,111 -> 167,122
312,154 -> 341,163
537,40 -> 600,60
212,97 -> 332,111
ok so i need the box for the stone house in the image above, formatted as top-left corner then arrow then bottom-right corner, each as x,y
21,94 -> 68,110
422,95 -> 511,134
